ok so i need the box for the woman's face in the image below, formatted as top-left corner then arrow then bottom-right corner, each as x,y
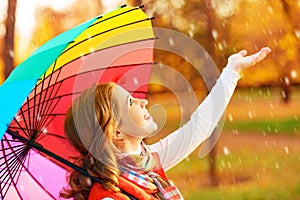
112,85 -> 157,138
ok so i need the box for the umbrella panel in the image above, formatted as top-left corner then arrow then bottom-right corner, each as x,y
1,134 -> 67,199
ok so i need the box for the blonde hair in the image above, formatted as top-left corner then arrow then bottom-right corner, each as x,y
60,82 -> 121,200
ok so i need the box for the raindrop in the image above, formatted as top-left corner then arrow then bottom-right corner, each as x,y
20,184 -> 24,191
211,29 -> 218,40
9,50 -> 14,58
185,157 -> 190,162
223,146 -> 230,156
39,175 -> 44,183
133,77 -> 139,86
87,34 -> 92,39
190,23 -> 195,31
188,30 -> 194,37
227,161 -> 231,168
282,90 -> 287,99
0,24 -> 5,38
267,88 -> 271,95
248,111 -> 253,119
221,159 -> 226,167
268,30 -> 273,36
80,54 -> 85,60
15,115 -> 21,121
264,140 -> 268,146
269,102 -> 274,109
283,76 -> 290,85
169,37 -> 174,46
284,146 -> 289,155
275,162 -> 279,170
291,70 -> 298,79
228,113 -> 234,122
90,157 -> 94,164
217,42 -> 223,51
238,157 -> 242,164
85,177 -> 92,187
42,128 -> 47,134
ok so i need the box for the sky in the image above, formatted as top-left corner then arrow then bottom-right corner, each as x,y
0,0 -> 123,40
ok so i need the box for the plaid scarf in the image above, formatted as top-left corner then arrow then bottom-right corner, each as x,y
118,143 -> 183,200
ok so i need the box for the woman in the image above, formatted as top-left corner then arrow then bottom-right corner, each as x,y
60,47 -> 271,199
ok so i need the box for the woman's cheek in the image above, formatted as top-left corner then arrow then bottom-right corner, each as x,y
129,107 -> 145,127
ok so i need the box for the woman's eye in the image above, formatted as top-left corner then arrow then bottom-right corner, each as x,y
129,98 -> 134,106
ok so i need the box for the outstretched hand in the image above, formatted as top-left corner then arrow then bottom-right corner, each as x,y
227,47 -> 271,73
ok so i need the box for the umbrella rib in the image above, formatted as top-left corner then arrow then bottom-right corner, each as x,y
25,96 -> 33,138
0,137 -> 27,199
6,129 -> 105,188
36,62 -> 63,132
16,108 -> 31,139
31,76 -> 39,139
16,151 -> 57,199
23,61 -> 154,112
37,92 -> 62,130
10,116 -> 32,139
62,17 -> 154,55
33,68 -> 49,136
0,144 -> 25,171
0,148 -> 25,181
0,144 -> 24,157
8,126 -> 66,141
36,114 -> 58,143
1,136 -> 57,199
32,37 -> 156,92
90,6 -> 143,28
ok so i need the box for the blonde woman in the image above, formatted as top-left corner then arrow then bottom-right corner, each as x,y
60,47 -> 271,200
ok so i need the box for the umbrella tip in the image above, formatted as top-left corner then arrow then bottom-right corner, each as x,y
149,16 -> 155,20
121,4 -> 127,8
139,5 -> 145,9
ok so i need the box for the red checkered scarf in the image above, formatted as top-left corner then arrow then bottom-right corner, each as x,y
118,143 -> 183,200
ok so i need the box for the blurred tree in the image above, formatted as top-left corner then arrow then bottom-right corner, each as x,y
15,0 -> 103,64
127,0 -> 142,6
278,0 -> 300,103
3,0 -> 17,79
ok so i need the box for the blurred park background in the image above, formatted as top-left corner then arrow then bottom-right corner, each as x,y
1,0 -> 300,199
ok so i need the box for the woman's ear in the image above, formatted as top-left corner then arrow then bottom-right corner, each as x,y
112,129 -> 123,140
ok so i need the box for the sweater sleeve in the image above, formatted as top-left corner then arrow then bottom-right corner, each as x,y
148,68 -> 241,171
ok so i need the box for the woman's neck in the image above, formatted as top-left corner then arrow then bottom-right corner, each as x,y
119,134 -> 143,153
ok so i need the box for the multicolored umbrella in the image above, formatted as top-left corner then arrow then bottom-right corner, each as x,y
0,5 -> 155,199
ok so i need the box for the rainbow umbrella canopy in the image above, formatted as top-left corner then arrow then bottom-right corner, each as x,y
0,5 -> 155,199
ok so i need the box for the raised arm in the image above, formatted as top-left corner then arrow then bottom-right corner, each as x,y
149,47 -> 271,171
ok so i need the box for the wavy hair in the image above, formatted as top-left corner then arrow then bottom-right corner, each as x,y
60,82 -> 121,200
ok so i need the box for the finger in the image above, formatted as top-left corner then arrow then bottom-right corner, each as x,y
256,47 -> 271,61
239,50 -> 248,57
249,47 -> 271,65
259,47 -> 272,57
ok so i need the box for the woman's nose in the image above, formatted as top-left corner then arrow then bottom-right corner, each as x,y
138,99 -> 148,108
